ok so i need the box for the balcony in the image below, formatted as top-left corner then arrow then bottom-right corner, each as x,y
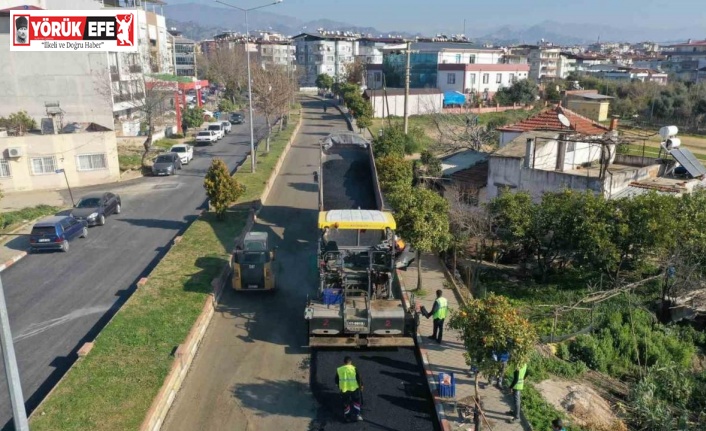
113,94 -> 131,104
129,64 -> 142,73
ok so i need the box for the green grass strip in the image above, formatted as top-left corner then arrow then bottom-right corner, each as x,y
30,110 -> 301,431
0,205 -> 62,232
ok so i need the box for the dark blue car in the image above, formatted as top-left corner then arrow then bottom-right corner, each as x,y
29,216 -> 88,253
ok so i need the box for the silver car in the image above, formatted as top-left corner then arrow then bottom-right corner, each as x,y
152,152 -> 182,176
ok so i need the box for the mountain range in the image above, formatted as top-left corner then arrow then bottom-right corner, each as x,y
164,3 -> 695,46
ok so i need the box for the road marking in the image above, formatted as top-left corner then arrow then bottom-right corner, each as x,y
14,305 -> 111,342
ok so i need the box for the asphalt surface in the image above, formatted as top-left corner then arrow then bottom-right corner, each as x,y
0,117 -> 266,431
162,98 -> 437,431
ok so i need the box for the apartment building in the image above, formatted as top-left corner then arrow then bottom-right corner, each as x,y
436,63 -> 530,99
173,35 -> 196,77
371,42 -> 505,90
528,46 -> 568,80
293,32 -> 359,86
358,37 -> 405,64
663,39 -> 706,82
258,41 -> 296,69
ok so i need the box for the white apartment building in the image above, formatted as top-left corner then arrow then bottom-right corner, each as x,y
528,46 -> 567,80
293,32 -> 359,86
437,64 -> 530,98
258,42 -> 296,69
173,36 -> 196,77
357,37 -> 405,64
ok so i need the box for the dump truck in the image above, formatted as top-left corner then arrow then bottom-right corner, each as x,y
304,131 -> 417,348
231,231 -> 277,291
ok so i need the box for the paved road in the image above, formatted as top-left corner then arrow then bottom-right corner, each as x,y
163,98 -> 437,431
0,118 -> 265,431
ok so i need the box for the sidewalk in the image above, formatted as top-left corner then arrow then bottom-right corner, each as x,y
398,254 -> 529,431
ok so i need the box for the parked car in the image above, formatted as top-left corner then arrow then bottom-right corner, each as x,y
230,112 -> 244,124
29,215 -> 88,253
221,121 -> 232,134
71,192 -> 122,226
203,110 -> 214,118
196,130 -> 217,145
152,152 -> 182,176
169,144 -> 194,164
207,123 -> 225,140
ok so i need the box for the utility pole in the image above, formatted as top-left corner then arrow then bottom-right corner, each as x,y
403,40 -> 412,135
0,275 -> 29,431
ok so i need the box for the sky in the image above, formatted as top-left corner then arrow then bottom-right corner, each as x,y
168,0 -> 706,35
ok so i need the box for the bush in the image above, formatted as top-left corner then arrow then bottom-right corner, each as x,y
169,133 -> 184,139
217,99 -> 237,113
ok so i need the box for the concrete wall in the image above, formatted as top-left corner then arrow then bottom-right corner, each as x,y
368,94 -> 442,118
0,17 -> 114,130
500,131 -> 522,147
605,164 -> 661,197
486,156 -> 604,201
0,132 -> 120,192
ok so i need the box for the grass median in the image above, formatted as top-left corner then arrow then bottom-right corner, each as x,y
29,108 -> 302,431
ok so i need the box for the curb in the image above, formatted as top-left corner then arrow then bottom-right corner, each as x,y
397,271 -> 452,431
0,249 -> 28,273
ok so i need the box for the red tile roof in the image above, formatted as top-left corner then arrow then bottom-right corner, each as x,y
497,104 -> 610,136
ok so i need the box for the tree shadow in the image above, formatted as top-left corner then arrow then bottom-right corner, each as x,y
287,182 -> 318,193
231,378 -> 312,419
119,215 -> 198,231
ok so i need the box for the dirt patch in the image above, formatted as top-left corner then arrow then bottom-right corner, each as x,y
535,378 -> 627,431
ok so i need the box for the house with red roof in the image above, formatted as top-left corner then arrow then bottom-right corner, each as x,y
484,104 -> 688,201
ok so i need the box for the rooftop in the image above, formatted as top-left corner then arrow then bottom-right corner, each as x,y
497,104 -> 610,136
441,149 -> 488,176
610,177 -> 699,199
569,93 -> 614,101
493,131 -> 560,158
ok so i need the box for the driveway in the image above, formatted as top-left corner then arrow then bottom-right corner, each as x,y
162,98 -> 437,431
0,118 -> 266,430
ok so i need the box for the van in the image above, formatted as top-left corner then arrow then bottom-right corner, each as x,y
207,123 -> 224,140
29,216 -> 88,253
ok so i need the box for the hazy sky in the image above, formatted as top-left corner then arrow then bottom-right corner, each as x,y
169,0 -> 706,34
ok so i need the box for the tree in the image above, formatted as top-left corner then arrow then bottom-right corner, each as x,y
182,106 -> 204,129
449,294 -> 538,399
251,65 -> 294,151
203,158 -> 246,220
343,57 -> 367,85
373,123 -> 425,157
217,98 -> 238,113
387,185 -> 451,290
419,150 -> 442,178
136,78 -> 176,167
375,155 -> 414,191
315,73 -> 334,92
200,46 -> 248,105
494,79 -> 538,106
427,112 -> 499,153
0,110 -> 37,136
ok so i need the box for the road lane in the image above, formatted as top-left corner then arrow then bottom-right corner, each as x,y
163,98 -> 437,431
0,118 -> 265,430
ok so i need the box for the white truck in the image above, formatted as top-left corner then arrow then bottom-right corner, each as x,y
169,144 -> 194,164
196,130 -> 217,145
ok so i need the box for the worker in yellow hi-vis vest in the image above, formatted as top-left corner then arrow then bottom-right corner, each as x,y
335,356 -> 364,422
506,363 -> 528,422
421,289 -> 448,343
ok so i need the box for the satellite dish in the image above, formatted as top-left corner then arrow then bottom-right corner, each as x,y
557,113 -> 571,128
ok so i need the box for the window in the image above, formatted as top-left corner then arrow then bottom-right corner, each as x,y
30,156 -> 56,175
482,73 -> 489,84
447,73 -> 456,84
496,73 -> 502,84
509,73 -> 515,83
455,54 -> 462,63
469,55 -> 476,64
77,154 -> 107,171
0,159 -> 9,178
374,72 -> 382,83
469,73 -> 476,85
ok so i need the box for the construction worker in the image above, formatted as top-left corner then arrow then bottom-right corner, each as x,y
421,289 -> 448,343
335,356 -> 363,422
491,351 -> 510,388
507,363 -> 528,422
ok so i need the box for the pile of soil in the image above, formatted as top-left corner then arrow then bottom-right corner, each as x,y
535,378 -> 627,431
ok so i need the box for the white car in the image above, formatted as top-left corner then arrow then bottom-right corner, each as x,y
202,110 -> 214,118
221,121 -> 232,134
207,123 -> 225,140
195,130 -> 217,145
169,144 -> 194,164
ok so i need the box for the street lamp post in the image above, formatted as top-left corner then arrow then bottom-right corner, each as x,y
215,0 -> 283,174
